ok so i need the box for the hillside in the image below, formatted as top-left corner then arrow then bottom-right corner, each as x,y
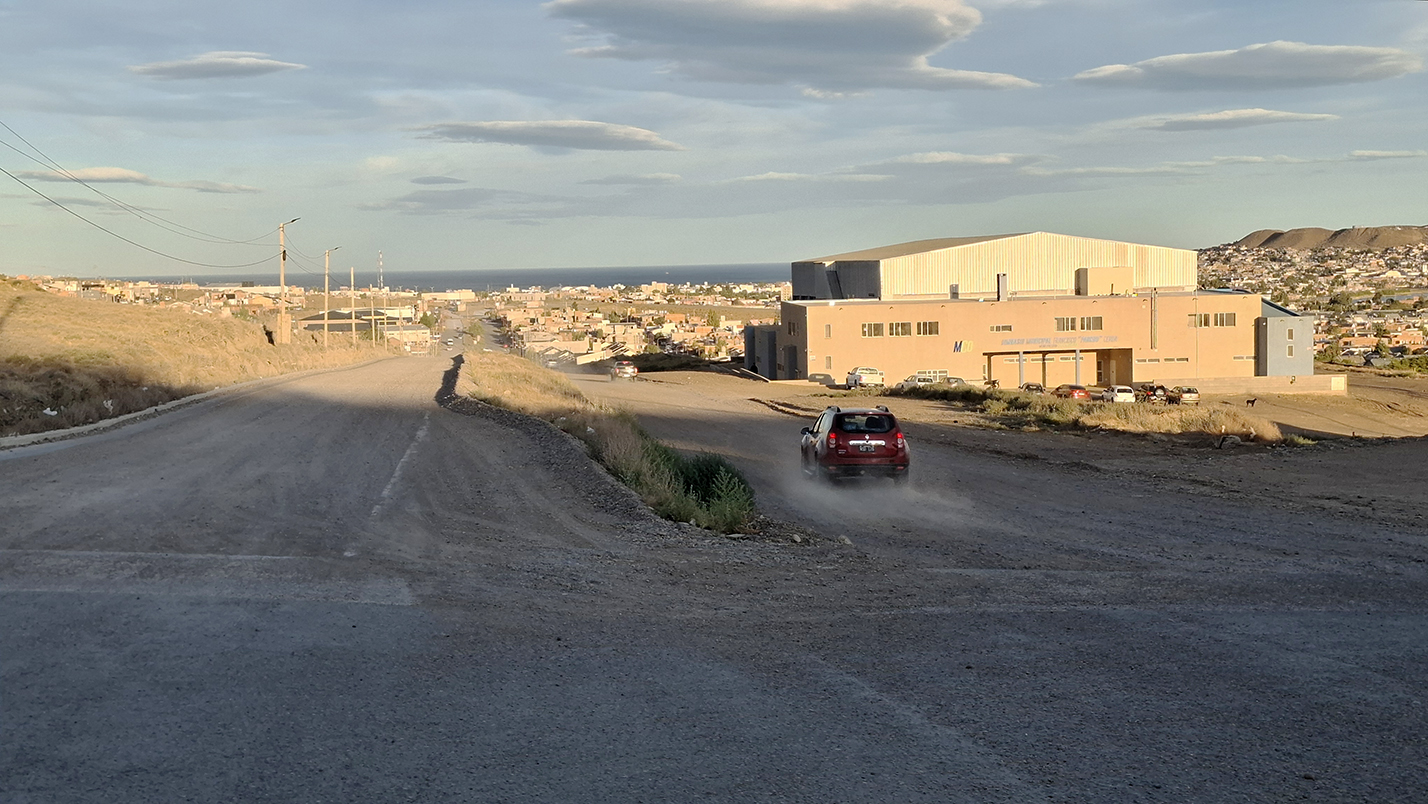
0,280 -> 390,437
1233,225 -> 1428,250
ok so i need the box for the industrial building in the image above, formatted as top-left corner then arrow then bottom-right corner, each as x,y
746,232 -> 1316,389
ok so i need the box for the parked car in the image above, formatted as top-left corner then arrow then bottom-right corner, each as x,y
609,360 -> 639,380
1167,386 -> 1201,405
1052,384 -> 1090,400
1135,384 -> 1168,404
800,405 -> 909,483
893,375 -> 967,391
845,366 -> 885,388
1019,382 -> 1046,395
1101,385 -> 1135,403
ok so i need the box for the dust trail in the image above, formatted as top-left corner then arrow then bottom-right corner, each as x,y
368,411 -> 431,520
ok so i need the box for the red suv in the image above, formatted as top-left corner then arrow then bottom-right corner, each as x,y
800,405 -> 909,483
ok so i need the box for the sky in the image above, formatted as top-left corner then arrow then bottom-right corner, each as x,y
1,0 -> 1426,278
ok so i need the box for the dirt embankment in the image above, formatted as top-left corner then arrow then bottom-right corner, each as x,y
0,280 -> 390,437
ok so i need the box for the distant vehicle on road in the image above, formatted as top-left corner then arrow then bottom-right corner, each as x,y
1052,384 -> 1090,400
1101,385 -> 1135,403
1168,386 -> 1201,405
610,360 -> 638,380
845,367 -> 885,388
1019,382 -> 1046,395
800,405 -> 909,483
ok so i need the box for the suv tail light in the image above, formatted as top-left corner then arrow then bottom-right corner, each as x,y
894,431 -> 905,450
827,431 -> 838,446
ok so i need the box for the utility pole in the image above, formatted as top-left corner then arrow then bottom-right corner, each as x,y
378,250 -> 387,346
349,265 -> 357,346
323,246 -> 341,349
277,218 -> 299,344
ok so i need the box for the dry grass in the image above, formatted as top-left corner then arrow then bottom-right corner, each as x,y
889,384 -> 1282,442
460,348 -> 754,532
0,280 -> 390,436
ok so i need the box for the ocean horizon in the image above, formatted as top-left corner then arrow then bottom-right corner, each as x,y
111,262 -> 789,292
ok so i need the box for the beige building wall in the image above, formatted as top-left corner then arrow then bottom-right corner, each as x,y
781,292 -> 1263,387
877,233 -> 1197,300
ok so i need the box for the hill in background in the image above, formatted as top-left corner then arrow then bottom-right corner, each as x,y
1233,226 -> 1428,250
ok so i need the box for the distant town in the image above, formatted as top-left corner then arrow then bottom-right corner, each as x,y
13,224 -> 1428,366
8,273 -> 787,361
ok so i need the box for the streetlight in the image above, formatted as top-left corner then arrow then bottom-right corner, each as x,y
324,246 -> 341,349
277,218 -> 299,344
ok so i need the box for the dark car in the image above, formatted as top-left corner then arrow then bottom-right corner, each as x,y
800,405 -> 909,483
1019,382 -> 1046,395
609,360 -> 638,380
1052,384 -> 1090,400
1134,383 -> 1168,403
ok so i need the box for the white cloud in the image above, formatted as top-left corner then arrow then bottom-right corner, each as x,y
873,151 -> 1029,166
417,120 -> 684,151
547,0 -> 1036,92
1138,108 -> 1340,131
580,173 -> 682,185
1074,41 -> 1423,90
1349,150 -> 1428,160
359,187 -> 567,217
129,51 -> 306,80
15,166 -> 259,194
727,171 -> 888,182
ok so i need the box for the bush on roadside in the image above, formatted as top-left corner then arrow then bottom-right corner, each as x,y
460,349 -> 756,532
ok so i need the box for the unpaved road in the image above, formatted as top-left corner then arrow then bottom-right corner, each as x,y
3,358 -> 1426,803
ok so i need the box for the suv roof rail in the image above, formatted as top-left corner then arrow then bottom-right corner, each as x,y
875,405 -> 889,412
828,405 -> 840,413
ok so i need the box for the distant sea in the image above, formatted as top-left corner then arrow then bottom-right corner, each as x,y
116,263 -> 788,291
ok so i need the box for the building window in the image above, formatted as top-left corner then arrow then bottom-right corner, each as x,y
1189,313 -> 1211,328
824,324 -> 832,339
1213,312 -> 1237,327
889,322 -> 912,337
1080,316 -> 1103,331
786,321 -> 797,335
990,324 -> 1012,332
825,355 -> 833,369
1287,344 -> 1295,358
861,323 -> 884,337
1287,327 -> 1295,340
1055,316 -> 1078,332
916,321 -> 940,336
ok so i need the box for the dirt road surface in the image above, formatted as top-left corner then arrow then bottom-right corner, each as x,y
3,357 -> 1426,802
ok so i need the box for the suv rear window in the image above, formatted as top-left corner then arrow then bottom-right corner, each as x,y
834,413 -> 895,434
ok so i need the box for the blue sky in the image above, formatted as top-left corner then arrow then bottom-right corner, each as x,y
1,0 -> 1425,277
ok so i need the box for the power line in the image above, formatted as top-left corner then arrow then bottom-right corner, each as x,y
0,117 -> 276,246
0,164 -> 276,270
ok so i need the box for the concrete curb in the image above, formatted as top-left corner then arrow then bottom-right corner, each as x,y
0,356 -> 396,452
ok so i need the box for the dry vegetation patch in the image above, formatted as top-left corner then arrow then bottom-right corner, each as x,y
459,348 -> 755,532
887,385 -> 1281,442
0,281 -> 390,436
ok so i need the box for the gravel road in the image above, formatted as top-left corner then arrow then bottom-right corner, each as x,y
3,357 -> 1425,803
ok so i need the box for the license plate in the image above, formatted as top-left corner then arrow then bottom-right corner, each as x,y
858,443 -> 876,453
